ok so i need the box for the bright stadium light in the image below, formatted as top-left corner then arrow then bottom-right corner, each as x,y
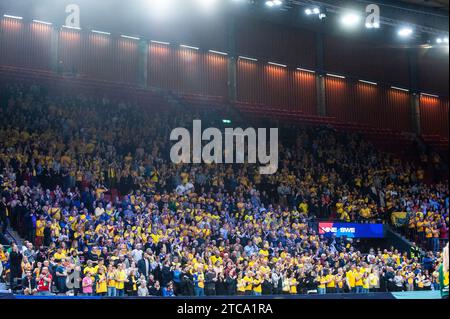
62,25 -> 81,30
359,80 -> 377,86
327,73 -> 346,79
209,50 -> 228,56
391,86 -> 409,92
180,44 -> 199,50
92,30 -> 111,35
437,37 -> 449,45
239,56 -> 258,62
266,0 -> 282,7
33,20 -> 53,25
341,12 -> 361,28
151,40 -> 170,45
421,93 -> 439,98
196,0 -> 218,10
268,62 -> 287,68
297,67 -> 316,73
121,35 -> 140,40
398,27 -> 413,38
3,14 -> 23,20
305,7 -> 324,19
148,0 -> 172,14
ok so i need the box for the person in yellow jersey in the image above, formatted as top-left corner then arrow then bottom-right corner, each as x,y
193,265 -> 205,297
289,274 -> 298,295
107,265 -> 117,297
115,263 -> 128,297
346,265 -> 356,293
353,265 -> 365,294
335,268 -> 345,293
35,215 -> 46,247
362,272 -> 370,293
95,267 -> 107,296
243,271 -> 254,296
252,273 -> 262,296
236,273 -> 246,296
325,269 -> 336,294
83,260 -> 96,280
404,266 -> 415,291
368,268 -> 380,292
316,270 -> 327,294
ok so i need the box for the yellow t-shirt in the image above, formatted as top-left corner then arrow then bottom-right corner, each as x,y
36,220 -> 45,237
318,276 -> 327,289
253,279 -> 262,293
107,272 -> 117,287
115,270 -> 127,290
354,270 -> 364,286
237,279 -> 246,292
290,278 -> 298,294
326,274 -> 335,288
96,274 -> 107,293
243,276 -> 253,291
346,271 -> 356,288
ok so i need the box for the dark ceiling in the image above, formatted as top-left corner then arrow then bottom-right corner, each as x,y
397,0 -> 449,10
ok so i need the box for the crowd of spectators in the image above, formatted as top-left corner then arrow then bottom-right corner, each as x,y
0,83 -> 448,297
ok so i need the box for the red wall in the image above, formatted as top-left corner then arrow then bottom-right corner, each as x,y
235,17 -> 316,69
0,19 -> 448,138
325,77 -> 411,131
236,59 -> 317,114
324,36 -> 410,88
420,96 -> 449,139
148,43 -> 228,97
418,49 -> 449,96
0,19 -> 52,70
58,30 -> 139,83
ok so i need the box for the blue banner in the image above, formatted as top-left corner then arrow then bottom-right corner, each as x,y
318,222 -> 384,238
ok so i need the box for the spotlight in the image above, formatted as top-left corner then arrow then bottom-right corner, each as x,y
305,6 -> 324,19
341,12 -> 361,28
436,38 -> 443,44
398,27 -> 413,38
196,0 -> 218,10
266,0 -> 282,7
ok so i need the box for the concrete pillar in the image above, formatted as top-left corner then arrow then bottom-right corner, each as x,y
411,93 -> 421,135
408,49 -> 420,134
316,74 -> 326,116
138,40 -> 148,88
227,56 -> 237,103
